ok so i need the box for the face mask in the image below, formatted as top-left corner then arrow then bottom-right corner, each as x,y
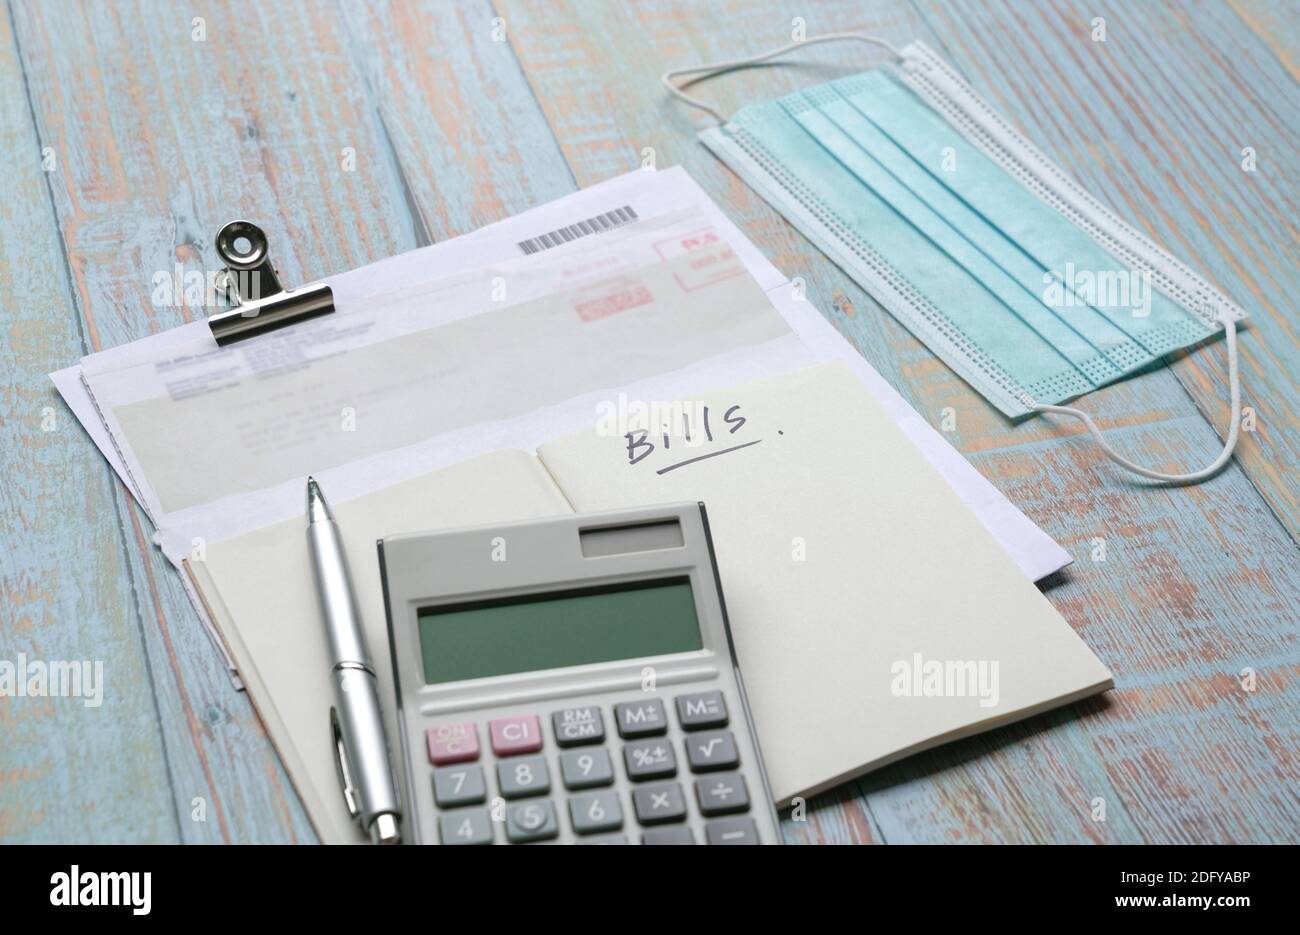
664,34 -> 1244,484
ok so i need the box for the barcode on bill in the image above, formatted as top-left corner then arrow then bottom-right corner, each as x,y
516,205 -> 640,255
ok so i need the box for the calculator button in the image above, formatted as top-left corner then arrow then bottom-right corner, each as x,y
496,755 -> 550,798
426,721 -> 479,765
552,705 -> 604,746
694,772 -> 749,816
489,714 -> 543,756
632,782 -> 687,825
579,833 -> 628,845
705,816 -> 760,845
642,826 -> 695,845
675,690 -> 728,730
568,791 -> 623,834
438,807 -> 493,845
505,800 -> 558,843
623,739 -> 677,781
615,699 -> 667,738
559,748 -> 614,790
432,764 -> 486,807
685,730 -> 739,772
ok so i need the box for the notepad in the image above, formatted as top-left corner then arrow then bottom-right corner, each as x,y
191,362 -> 1110,842
538,362 -> 1113,803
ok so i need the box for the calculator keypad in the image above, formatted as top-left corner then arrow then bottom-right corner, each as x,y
675,691 -> 728,730
552,706 -> 604,746
426,721 -> 479,765
489,714 -> 543,756
424,689 -> 764,844
695,772 -> 749,816
432,764 -> 487,807
643,826 -> 695,845
705,816 -> 759,845
439,807 -> 493,845
505,800 -> 558,843
632,782 -> 687,824
567,791 -> 623,834
623,738 -> 677,780
685,730 -> 740,772
615,699 -> 668,737
497,755 -> 550,798
560,748 -> 614,790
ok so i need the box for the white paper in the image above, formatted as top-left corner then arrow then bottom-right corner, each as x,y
52,167 -> 1068,580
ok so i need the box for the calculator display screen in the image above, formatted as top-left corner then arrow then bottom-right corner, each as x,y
417,576 -> 702,684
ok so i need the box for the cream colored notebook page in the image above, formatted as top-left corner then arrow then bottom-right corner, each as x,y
189,449 -> 572,843
537,362 -> 1112,804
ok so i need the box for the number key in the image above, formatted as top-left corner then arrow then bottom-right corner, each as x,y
438,807 -> 493,845
496,755 -> 550,798
568,791 -> 623,835
505,800 -> 558,843
432,763 -> 486,807
560,748 -> 614,790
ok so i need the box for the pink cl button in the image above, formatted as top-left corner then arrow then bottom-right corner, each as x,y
426,721 -> 480,765
489,714 -> 543,756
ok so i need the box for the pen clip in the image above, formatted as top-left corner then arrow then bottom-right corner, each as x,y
330,706 -> 361,820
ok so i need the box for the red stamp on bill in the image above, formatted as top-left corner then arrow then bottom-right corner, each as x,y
574,284 -> 653,322
652,227 -> 746,292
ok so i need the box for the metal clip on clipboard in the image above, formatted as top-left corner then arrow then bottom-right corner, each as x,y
208,221 -> 335,346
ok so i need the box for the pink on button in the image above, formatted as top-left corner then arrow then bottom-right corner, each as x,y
426,721 -> 479,765
489,714 -> 543,756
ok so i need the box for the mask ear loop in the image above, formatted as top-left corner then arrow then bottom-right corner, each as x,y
1030,313 -> 1242,484
661,33 -> 904,126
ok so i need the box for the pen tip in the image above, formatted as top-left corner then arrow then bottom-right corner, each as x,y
306,476 -> 331,522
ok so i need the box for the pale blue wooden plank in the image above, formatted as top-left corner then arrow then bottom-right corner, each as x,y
337,0 -> 578,237
0,2 -> 179,843
6,0 -> 431,841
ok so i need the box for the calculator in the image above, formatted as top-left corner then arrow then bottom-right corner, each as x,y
377,502 -> 781,845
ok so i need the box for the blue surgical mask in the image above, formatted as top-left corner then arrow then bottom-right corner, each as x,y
665,35 -> 1244,483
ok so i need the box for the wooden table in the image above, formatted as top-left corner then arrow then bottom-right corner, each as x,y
2,0 -> 1297,844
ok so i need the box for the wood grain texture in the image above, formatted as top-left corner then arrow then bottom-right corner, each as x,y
497,0 -> 1300,843
920,0 -> 1300,548
0,4 -> 178,843
1,0 -> 1297,844
1,0 -> 582,843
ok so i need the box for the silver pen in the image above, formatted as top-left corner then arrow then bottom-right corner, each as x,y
306,476 -> 403,844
